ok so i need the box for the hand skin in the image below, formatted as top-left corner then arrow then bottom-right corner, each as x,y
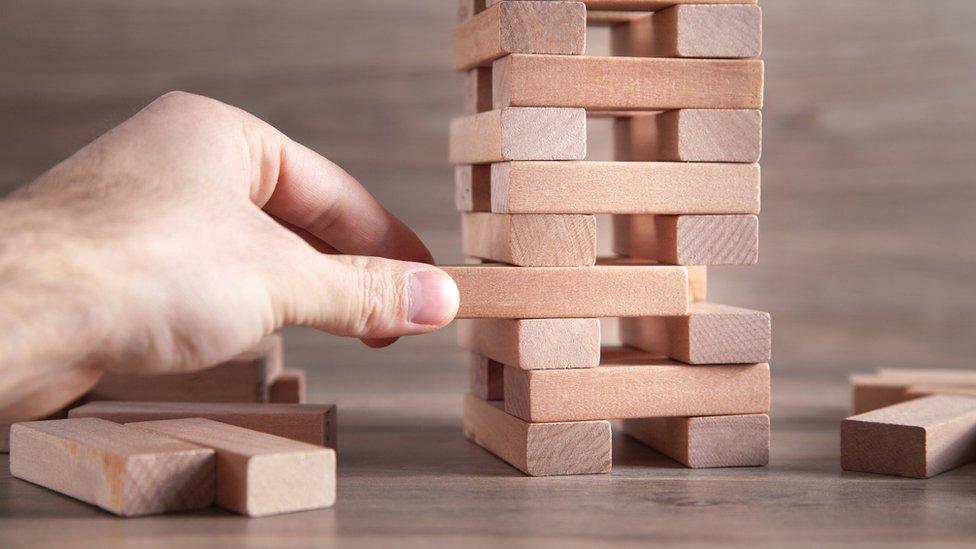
0,92 -> 459,421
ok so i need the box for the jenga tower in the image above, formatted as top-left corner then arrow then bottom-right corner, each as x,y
448,0 -> 769,475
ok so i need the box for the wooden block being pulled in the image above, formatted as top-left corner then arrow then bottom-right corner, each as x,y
493,54 -> 763,110
620,302 -> 770,364
449,108 -> 586,164
687,265 -> 707,302
623,414 -> 769,468
458,318 -> 601,369
270,369 -> 306,404
9,418 -> 215,516
130,418 -> 335,516
455,165 -> 492,212
504,346 -> 770,421
462,212 -> 596,266
462,393 -> 612,476
469,354 -> 504,400
453,1 -> 586,71
614,110 -> 762,163
611,4 -> 761,59
442,261 -> 688,318
613,214 -> 759,265
491,161 -> 760,214
488,0 -> 756,9
841,395 -> 976,478
851,370 -> 976,414
463,67 -> 493,114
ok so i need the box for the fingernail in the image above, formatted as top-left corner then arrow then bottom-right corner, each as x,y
408,270 -> 459,325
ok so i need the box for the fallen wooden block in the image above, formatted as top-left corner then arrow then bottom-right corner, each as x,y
462,212 -> 596,266
688,265 -> 707,302
462,393 -> 612,476
69,401 -> 337,449
442,261 -> 688,318
270,369 -> 306,404
614,110 -> 762,163
488,0 -> 757,9
623,413 -> 769,468
457,317 -> 601,369
493,54 -> 764,110
455,165 -> 492,212
469,353 -> 504,400
851,369 -> 976,414
491,161 -> 760,214
463,67 -> 493,114
504,346 -> 770,421
904,385 -> 976,399
620,302 -> 770,364
841,394 -> 976,478
611,4 -> 762,59
449,108 -> 586,164
613,214 -> 759,265
130,418 -> 335,517
9,418 -> 215,516
453,1 -> 586,71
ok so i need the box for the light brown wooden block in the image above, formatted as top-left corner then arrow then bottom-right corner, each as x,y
488,0 -> 756,9
457,318 -> 601,369
462,212 -> 596,266
130,418 -> 335,517
449,108 -> 586,165
623,414 -> 769,468
904,385 -> 976,399
270,369 -> 306,404
69,401 -> 337,449
841,395 -> 976,478
441,261 -> 688,318
9,418 -> 215,516
504,346 -> 770,421
462,393 -> 612,476
613,214 -> 759,265
462,67 -> 493,114
493,54 -> 764,110
611,5 -> 761,58
455,165 -> 492,212
453,1 -> 586,71
687,265 -> 707,302
620,302 -> 770,364
491,161 -> 760,214
614,110 -> 762,163
469,354 -> 504,400
851,369 -> 976,414
587,10 -> 649,25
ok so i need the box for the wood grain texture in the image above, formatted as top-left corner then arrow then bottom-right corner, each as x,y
614,110 -> 762,163
270,369 -> 307,404
623,413 -> 770,468
491,161 -> 760,214
442,261 -> 688,318
453,1 -> 586,71
687,265 -> 707,302
613,214 -> 759,265
462,393 -> 612,476
493,54 -> 764,110
449,108 -> 586,164
851,369 -> 976,414
469,353 -> 504,400
130,418 -> 336,516
462,67 -> 493,114
611,5 -> 761,58
841,395 -> 976,478
461,212 -> 596,266
455,165 -> 492,212
488,0 -> 757,9
9,418 -> 215,516
457,317 -> 601,369
504,346 -> 770,421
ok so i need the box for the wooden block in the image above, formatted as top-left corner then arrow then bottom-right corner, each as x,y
69,401 -> 337,449
453,1 -> 586,71
455,165 -> 492,212
614,110 -> 762,163
851,375 -> 918,415
0,424 -> 8,453
687,265 -> 707,302
613,214 -> 759,265
462,212 -> 596,266
488,0 -> 756,9
462,393 -> 612,476
841,395 -> 976,478
491,161 -> 760,214
9,418 -> 215,516
270,369 -> 306,404
620,302 -> 770,364
449,108 -> 586,165
504,346 -> 770,421
462,67 -> 493,114
441,261 -> 688,318
458,0 -> 486,22
587,10 -> 650,25
130,418 -> 335,517
611,5 -> 762,58
457,318 -> 601,369
851,370 -> 976,414
469,354 -> 505,400
876,368 -> 976,383
493,54 -> 764,110
904,385 -> 976,399
623,414 -> 769,468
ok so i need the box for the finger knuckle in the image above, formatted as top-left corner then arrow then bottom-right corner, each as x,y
348,259 -> 407,337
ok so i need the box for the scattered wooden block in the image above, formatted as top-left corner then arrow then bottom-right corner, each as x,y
463,67 -> 493,114
613,214 -> 759,265
462,212 -> 596,266
611,4 -> 762,58
455,165 -> 492,212
851,369 -> 976,414
620,301 -> 770,364
504,346 -> 770,421
457,318 -> 601,369
493,54 -> 764,110
687,265 -> 707,302
904,385 -> 976,399
441,261 -> 688,318
69,401 -> 337,449
623,413 -> 769,468
270,369 -> 306,404
9,418 -> 215,516
462,393 -> 612,476
469,354 -> 504,400
488,0 -> 756,9
841,394 -> 976,478
614,110 -> 762,163
491,161 -> 760,214
449,108 -> 586,164
129,418 -> 336,517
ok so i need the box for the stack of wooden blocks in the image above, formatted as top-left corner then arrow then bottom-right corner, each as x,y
448,0 -> 770,475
